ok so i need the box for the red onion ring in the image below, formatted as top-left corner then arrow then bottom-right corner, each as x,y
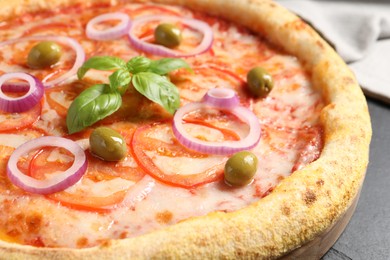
202,88 -> 240,109
0,72 -> 44,113
1,82 -> 30,93
128,15 -> 213,57
173,89 -> 261,155
0,36 -> 85,88
7,136 -> 88,195
86,12 -> 131,41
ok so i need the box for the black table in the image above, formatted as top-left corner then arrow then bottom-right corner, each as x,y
323,98 -> 390,259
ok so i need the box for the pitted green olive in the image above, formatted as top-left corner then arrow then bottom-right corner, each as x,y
154,23 -> 182,48
246,67 -> 273,98
27,41 -> 62,69
89,127 -> 127,161
224,151 -> 258,186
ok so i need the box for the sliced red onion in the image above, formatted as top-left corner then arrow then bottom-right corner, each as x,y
0,72 -> 44,113
128,15 -> 213,57
202,88 -> 239,109
0,36 -> 85,88
173,89 -> 261,155
7,136 -> 88,195
86,12 -> 131,41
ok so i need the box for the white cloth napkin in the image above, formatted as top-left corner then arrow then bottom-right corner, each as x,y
276,0 -> 390,103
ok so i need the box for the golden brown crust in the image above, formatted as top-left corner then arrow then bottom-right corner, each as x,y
0,0 -> 371,259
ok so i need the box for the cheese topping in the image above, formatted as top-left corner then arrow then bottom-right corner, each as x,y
0,3 -> 324,248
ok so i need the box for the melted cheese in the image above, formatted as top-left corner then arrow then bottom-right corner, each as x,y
146,152 -> 225,176
0,3 -> 324,248
0,134 -> 34,148
66,178 -> 135,197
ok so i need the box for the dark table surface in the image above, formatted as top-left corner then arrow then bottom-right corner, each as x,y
323,98 -> 390,260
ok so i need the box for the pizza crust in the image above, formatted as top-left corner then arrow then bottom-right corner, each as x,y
0,0 -> 371,258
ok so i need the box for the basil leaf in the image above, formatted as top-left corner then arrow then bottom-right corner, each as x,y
148,58 -> 191,75
77,56 -> 126,79
77,67 -> 89,80
126,56 -> 152,74
132,72 -> 180,114
109,69 -> 131,94
66,84 -> 122,134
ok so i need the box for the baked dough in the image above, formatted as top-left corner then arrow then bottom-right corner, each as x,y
0,0 -> 371,258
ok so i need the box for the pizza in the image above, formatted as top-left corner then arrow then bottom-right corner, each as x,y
0,0 -> 371,258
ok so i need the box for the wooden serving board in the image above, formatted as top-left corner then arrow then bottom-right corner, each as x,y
281,190 -> 361,259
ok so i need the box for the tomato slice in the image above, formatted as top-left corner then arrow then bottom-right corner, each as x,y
48,189 -> 128,213
0,128 -> 44,195
47,152 -> 146,212
0,103 -> 41,133
28,146 -> 75,180
29,148 -> 145,212
182,107 -> 249,141
27,123 -> 148,212
45,81 -> 90,117
132,121 -> 228,188
183,118 -> 240,141
170,66 -> 246,104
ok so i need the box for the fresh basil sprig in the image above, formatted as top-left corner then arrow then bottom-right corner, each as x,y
66,56 -> 190,134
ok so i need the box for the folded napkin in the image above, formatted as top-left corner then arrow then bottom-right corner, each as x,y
276,0 -> 390,103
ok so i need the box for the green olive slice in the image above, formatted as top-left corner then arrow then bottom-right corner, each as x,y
246,66 -> 274,98
89,127 -> 127,161
27,41 -> 62,69
154,23 -> 182,48
224,151 -> 258,186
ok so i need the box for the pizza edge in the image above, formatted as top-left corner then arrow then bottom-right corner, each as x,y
0,0 -> 372,259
